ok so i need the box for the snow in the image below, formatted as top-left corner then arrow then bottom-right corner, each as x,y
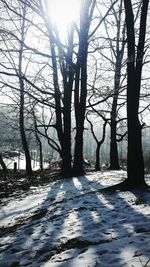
0,170 -> 150,267
2,154 -> 49,171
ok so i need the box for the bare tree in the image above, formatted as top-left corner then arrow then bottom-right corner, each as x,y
108,0 -> 126,170
0,1 -> 33,175
18,3 -> 32,175
124,0 -> 149,188
86,112 -> 108,170
73,0 -> 96,175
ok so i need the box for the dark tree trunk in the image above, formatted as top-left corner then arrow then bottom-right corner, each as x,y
124,0 -> 149,187
18,6 -> 32,176
36,133 -> 43,171
61,27 -> 74,176
73,1 -> 95,175
73,121 -> 85,175
62,90 -> 72,176
50,41 -> 63,150
110,66 -> 121,170
86,113 -> 107,172
48,24 -> 75,177
0,153 -> 8,197
19,96 -> 32,176
33,109 -> 43,171
73,63 -> 87,175
61,99 -> 72,175
109,2 -> 125,170
39,140 -> 43,171
49,28 -> 67,174
95,144 -> 101,171
127,116 -> 144,186
110,118 -> 120,170
0,153 -> 8,174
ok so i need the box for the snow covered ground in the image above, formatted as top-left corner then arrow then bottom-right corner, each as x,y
2,154 -> 49,171
0,170 -> 150,267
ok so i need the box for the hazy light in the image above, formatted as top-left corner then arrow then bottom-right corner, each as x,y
47,0 -> 80,33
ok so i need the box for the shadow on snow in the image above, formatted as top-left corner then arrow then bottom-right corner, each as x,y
0,171 -> 150,267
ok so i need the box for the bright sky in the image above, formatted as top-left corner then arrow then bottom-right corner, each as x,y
46,0 -> 80,34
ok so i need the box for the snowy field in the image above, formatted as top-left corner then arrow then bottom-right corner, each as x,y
0,170 -> 150,267
2,154 -> 49,171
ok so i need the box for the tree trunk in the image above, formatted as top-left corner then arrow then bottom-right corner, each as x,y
110,119 -> 120,169
33,110 -> 43,171
19,90 -> 32,175
49,24 -> 73,176
18,6 -> 32,176
73,1 -> 94,175
109,66 -> 121,170
109,9 -> 125,170
0,153 -> 8,174
73,121 -> 85,175
61,28 -> 74,176
36,133 -> 43,171
39,140 -> 43,171
95,144 -> 101,171
124,0 -> 149,187
127,116 -> 144,186
62,83 -> 72,175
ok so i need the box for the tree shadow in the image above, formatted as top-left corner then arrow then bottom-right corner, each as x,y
0,171 -> 150,267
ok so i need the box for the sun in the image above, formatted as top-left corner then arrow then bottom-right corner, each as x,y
46,0 -> 80,33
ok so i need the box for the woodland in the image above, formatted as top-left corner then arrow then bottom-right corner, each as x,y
0,0 -> 150,185
0,0 -> 150,266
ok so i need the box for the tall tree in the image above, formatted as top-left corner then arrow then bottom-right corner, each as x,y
124,0 -> 149,187
43,16 -> 74,176
109,0 -> 126,170
73,0 -> 96,175
18,3 -> 32,175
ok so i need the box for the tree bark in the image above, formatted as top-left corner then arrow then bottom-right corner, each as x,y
0,153 -> 8,174
95,144 -> 101,171
73,0 -> 95,175
110,119 -> 120,169
109,1 -> 125,170
18,5 -> 32,176
110,57 -> 122,170
61,27 -> 74,176
34,115 -> 43,171
124,0 -> 149,187
19,78 -> 32,175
